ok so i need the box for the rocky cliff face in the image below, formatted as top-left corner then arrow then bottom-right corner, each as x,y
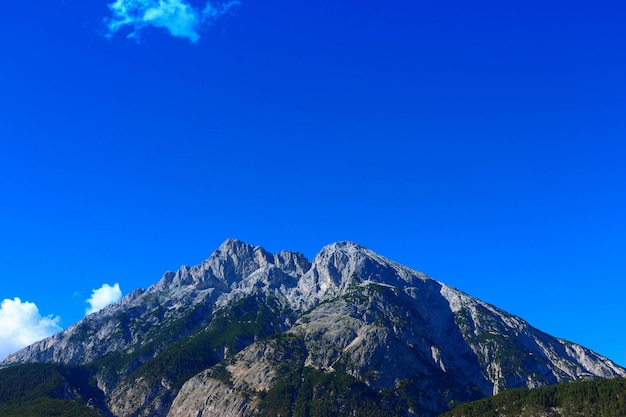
3,239 -> 625,417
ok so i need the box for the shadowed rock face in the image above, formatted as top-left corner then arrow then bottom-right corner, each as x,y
3,239 -> 625,417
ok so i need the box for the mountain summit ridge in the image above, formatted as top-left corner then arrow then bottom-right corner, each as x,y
3,239 -> 624,417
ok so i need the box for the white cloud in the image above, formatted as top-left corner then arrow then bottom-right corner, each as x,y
85,283 -> 122,315
0,298 -> 62,361
105,0 -> 241,43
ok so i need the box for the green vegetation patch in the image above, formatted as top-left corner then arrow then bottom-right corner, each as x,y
258,366 -> 403,417
0,398 -> 101,417
0,363 -> 102,417
440,378 -> 626,417
129,292 -> 293,389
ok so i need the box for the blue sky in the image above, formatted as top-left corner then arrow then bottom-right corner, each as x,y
0,0 -> 624,365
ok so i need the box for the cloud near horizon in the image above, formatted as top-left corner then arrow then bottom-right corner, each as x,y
105,0 -> 241,42
86,283 -> 122,315
0,298 -> 62,361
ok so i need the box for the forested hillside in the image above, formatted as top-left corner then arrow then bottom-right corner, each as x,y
441,377 -> 626,417
0,363 -> 102,417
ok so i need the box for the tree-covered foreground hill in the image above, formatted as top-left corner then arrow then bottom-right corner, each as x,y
0,363 -> 102,417
440,377 -> 626,417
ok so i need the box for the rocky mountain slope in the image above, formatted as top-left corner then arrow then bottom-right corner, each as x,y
3,239 -> 624,417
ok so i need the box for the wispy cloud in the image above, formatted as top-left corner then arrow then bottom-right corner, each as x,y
0,298 -> 62,360
85,283 -> 122,315
104,0 -> 240,43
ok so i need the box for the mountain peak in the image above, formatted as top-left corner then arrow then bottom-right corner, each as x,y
287,240 -> 430,309
216,237 -> 262,255
318,240 -> 366,251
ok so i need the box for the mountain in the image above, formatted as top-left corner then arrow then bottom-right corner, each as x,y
2,239 -> 624,417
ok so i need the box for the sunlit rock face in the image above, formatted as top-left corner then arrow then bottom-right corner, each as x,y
4,239 -> 625,417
